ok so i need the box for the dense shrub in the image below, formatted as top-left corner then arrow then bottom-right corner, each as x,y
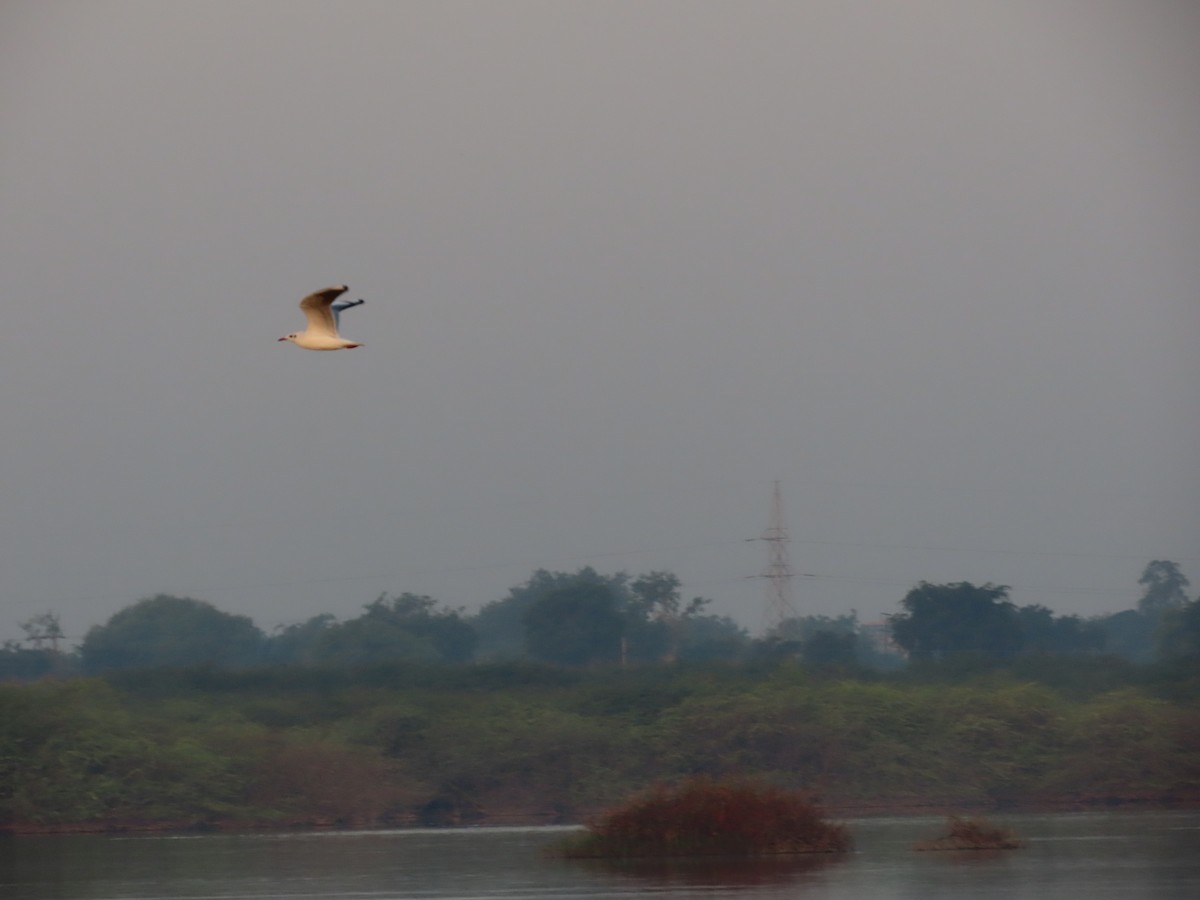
2,663 -> 1197,831
914,815 -> 1022,850
557,779 -> 851,857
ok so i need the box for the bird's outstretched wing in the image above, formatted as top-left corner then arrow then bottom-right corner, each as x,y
299,285 -> 350,337
331,298 -> 365,331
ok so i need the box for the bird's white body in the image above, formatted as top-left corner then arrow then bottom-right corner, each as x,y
288,330 -> 361,351
278,285 -> 364,350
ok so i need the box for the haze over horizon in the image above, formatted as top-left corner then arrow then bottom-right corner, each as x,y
2,1 -> 1198,645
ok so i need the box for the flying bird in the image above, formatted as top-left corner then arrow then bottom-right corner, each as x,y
278,285 -> 365,350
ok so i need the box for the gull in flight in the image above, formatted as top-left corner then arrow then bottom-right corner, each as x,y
278,285 -> 365,350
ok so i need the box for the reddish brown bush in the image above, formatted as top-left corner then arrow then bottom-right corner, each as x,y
244,737 -> 412,826
557,778 -> 851,858
913,815 -> 1022,851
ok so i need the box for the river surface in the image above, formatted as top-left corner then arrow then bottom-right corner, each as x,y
2,810 -> 1198,899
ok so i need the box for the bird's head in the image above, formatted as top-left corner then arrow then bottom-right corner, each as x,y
278,334 -> 299,343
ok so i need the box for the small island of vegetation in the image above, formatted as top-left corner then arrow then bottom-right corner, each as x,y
554,778 -> 852,858
913,815 -> 1022,851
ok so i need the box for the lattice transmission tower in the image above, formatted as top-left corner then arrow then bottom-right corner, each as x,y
759,479 -> 797,632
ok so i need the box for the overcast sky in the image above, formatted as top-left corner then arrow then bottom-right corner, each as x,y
2,1 -> 1198,645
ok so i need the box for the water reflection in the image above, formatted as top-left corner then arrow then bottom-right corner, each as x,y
2,811 -> 1198,900
920,849 -> 1017,865
572,851 -> 843,888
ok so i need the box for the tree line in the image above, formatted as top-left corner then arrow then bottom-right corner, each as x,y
3,562 -> 1197,830
4,560 -> 1198,680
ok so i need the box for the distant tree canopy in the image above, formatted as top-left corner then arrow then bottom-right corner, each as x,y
523,581 -> 626,667
1137,560 -> 1190,616
0,614 -> 70,680
889,582 -> 1022,663
80,595 -> 264,672
474,568 -> 626,660
766,613 -> 862,667
799,629 -> 858,667
20,613 -> 65,654
1015,605 -> 1105,656
9,560 -> 1195,679
474,567 -> 740,667
264,613 -> 338,665
65,570 -> 740,675
674,613 -> 748,662
1158,598 -> 1200,660
886,583 -> 1124,663
318,594 -> 478,666
0,641 -> 58,681
262,595 -> 478,667
1096,609 -> 1157,664
1092,560 -> 1195,663
771,613 -> 859,645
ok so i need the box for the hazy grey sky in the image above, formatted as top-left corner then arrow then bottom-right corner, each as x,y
2,1 -> 1198,644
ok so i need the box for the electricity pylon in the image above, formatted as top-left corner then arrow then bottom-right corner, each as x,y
759,479 -> 797,632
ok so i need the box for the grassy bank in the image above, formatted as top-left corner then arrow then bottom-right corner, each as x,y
2,661 -> 1198,832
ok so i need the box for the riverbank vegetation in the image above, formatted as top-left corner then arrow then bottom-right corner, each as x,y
3,560 -> 1197,832
2,657 -> 1197,832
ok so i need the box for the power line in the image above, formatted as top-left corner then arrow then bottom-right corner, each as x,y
788,536 -> 1198,563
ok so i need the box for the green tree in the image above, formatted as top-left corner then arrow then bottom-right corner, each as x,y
1136,560 -> 1190,615
0,612 -> 75,680
1096,609 -> 1157,663
0,641 -> 57,681
312,615 -> 437,666
307,594 -> 477,666
20,612 -> 65,654
80,595 -> 264,672
364,594 -> 477,663
1158,598 -> 1200,660
1097,561 -> 1193,663
474,568 -> 630,660
888,582 -> 1021,663
675,614 -> 749,662
413,600 -> 478,663
625,571 -> 711,663
770,613 -> 857,643
801,630 -> 857,667
1016,605 -> 1105,656
264,614 -> 337,665
765,613 -> 860,667
476,568 -> 719,665
523,582 -> 626,667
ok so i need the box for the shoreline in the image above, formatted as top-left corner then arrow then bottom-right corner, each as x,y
6,792 -> 1198,837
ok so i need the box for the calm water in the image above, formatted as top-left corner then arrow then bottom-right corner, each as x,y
2,811 -> 1198,899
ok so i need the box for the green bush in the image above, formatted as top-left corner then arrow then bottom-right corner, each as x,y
2,663 -> 1196,831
